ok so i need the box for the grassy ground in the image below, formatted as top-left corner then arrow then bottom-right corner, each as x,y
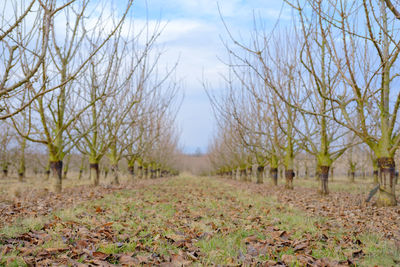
0,172 -> 382,202
0,171 -> 131,202
1,175 -> 398,266
295,175 -> 375,194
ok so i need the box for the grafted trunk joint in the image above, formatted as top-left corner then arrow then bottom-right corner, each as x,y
270,168 -> 278,186
111,164 -> 119,185
256,166 -> 264,184
50,161 -> 63,193
285,170 -> 294,190
90,163 -> 99,186
376,157 -> 397,206
319,166 -> 329,195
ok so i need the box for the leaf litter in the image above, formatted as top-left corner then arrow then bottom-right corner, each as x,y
0,176 -> 399,266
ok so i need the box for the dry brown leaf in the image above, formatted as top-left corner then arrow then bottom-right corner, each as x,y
92,251 -> 109,260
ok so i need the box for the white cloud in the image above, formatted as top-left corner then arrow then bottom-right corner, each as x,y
129,0 -> 292,152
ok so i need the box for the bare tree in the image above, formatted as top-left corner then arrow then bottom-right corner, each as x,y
11,0 -> 134,192
0,0 -> 76,120
287,0 -> 400,205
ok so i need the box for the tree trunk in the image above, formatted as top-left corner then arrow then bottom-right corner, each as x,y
285,170 -> 294,190
315,168 -> 320,181
50,161 -> 63,193
373,170 -> 379,185
256,166 -> 264,184
2,167 -> 8,178
104,167 -> 109,179
247,167 -> 252,182
45,169 -> 50,180
18,172 -> 24,182
18,146 -> 26,182
78,159 -> 84,180
138,166 -> 143,179
128,166 -> 135,180
240,169 -> 246,181
350,172 -> 355,183
319,166 -> 329,195
63,156 -> 70,180
270,168 -> 278,186
111,164 -> 119,185
305,165 -> 308,179
330,167 -> 334,182
376,157 -> 397,207
90,163 -> 99,186
63,168 -> 68,180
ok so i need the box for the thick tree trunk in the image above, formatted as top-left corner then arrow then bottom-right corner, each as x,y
144,167 -> 148,179
256,166 -> 264,184
90,163 -> 99,186
270,168 -> 278,186
285,170 -> 294,190
111,164 -> 119,185
376,157 -> 397,207
50,161 -> 63,193
319,166 -> 329,195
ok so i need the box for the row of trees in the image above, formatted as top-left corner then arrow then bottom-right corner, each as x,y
207,0 -> 400,206
0,0 -> 182,192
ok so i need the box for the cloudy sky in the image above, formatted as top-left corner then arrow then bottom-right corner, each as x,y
131,0 -> 290,153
